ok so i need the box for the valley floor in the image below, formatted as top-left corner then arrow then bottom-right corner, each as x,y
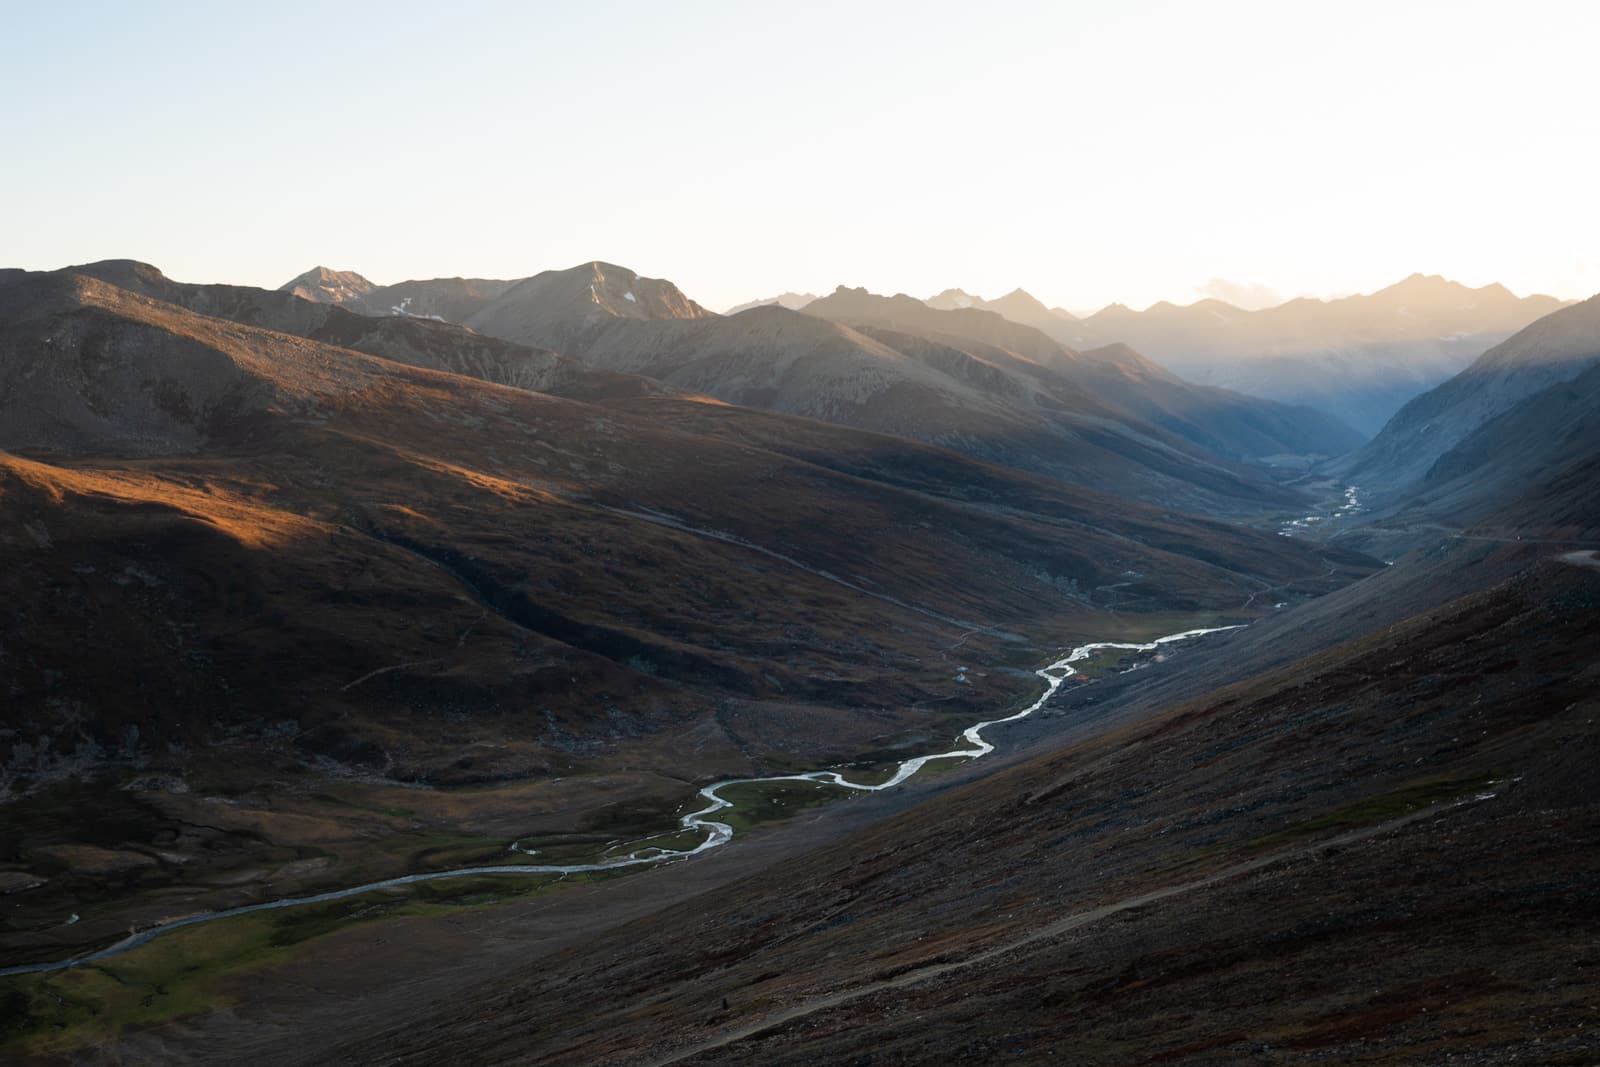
283,546 -> 1600,1066
1,622 -> 1243,1062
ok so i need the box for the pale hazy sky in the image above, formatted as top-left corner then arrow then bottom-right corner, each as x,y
4,1 -> 1596,312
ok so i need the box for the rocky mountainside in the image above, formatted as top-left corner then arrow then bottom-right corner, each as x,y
1036,274 -> 1566,435
1325,293 -> 1600,545
351,276 -> 521,322
279,266 -> 375,305
465,260 -> 714,355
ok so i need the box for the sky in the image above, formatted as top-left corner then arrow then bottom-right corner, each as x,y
3,0 -> 1597,313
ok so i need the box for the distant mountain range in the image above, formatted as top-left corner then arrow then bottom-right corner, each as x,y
275,261 -> 1364,515
800,285 -> 1363,466
1057,274 -> 1567,435
732,275 -> 1566,436
303,268 -> 1564,438
267,256 -> 1593,544
926,286 -> 1078,334
724,291 -> 818,315
271,259 -> 1591,538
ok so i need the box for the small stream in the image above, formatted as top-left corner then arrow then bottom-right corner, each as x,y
0,626 -> 1238,978
1279,484 -> 1363,538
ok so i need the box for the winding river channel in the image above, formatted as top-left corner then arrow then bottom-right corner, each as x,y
1,626 -> 1239,978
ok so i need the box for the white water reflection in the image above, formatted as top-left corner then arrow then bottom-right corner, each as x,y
1280,485 -> 1362,537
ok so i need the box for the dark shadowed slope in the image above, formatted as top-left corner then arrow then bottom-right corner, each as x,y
322,477 -> 1600,1067
1336,292 -> 1600,501
1387,355 -> 1600,539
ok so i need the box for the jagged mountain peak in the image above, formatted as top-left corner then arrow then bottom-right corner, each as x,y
1375,272 -> 1461,297
469,260 -> 715,329
559,260 -> 715,320
725,291 -> 818,315
279,266 -> 375,305
989,288 -> 1051,314
818,285 -> 927,312
1087,302 -> 1137,320
460,260 -> 715,354
1357,273 -> 1541,317
926,287 -> 980,310
926,287 -> 1074,324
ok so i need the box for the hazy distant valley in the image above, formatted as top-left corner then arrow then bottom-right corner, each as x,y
2,256 -> 1595,1066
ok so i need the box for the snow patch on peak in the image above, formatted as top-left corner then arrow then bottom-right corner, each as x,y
385,295 -> 445,321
